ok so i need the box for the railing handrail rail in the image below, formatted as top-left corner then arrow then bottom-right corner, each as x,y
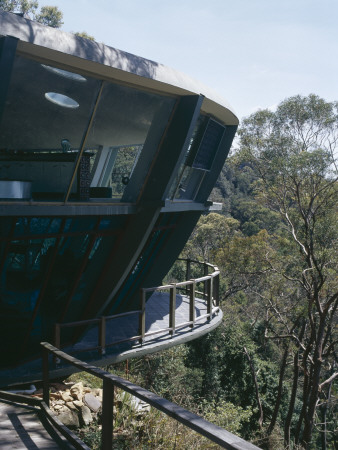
41,342 -> 260,450
54,258 -> 221,358
141,260 -> 219,292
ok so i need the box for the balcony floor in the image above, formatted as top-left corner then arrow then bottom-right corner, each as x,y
1,292 -> 222,387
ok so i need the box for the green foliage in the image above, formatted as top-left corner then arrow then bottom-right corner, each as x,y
35,5 -> 63,27
182,212 -> 240,262
202,399 -> 252,435
74,31 -> 95,41
0,0 -> 38,16
0,0 -> 63,28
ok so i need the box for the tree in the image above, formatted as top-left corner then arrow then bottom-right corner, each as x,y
35,5 -> 63,28
75,31 -> 95,41
0,0 -> 38,17
235,94 -> 338,448
0,0 -> 63,28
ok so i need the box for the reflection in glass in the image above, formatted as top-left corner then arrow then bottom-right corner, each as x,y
45,92 -> 79,109
41,64 -> 86,82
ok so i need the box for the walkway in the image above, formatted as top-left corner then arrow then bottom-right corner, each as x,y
0,399 -> 73,449
1,292 -> 222,387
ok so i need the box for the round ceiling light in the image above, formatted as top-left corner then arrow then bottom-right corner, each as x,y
45,92 -> 79,109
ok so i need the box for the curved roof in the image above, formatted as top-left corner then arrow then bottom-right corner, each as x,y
0,10 -> 238,125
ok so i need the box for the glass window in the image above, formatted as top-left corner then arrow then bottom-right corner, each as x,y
0,55 -> 101,201
0,55 -> 176,203
169,116 -> 226,201
86,82 -> 175,201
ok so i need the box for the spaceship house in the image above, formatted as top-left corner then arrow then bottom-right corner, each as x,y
0,10 -> 238,386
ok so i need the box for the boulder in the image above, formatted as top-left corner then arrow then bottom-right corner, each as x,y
61,390 -> 73,402
84,393 -> 102,413
80,405 -> 93,426
70,382 -> 84,401
58,409 -> 80,429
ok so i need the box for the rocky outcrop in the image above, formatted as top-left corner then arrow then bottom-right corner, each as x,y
33,381 -> 103,428
31,380 -> 150,430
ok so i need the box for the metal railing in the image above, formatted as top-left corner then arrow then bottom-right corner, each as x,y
54,259 -> 220,355
41,342 -> 261,450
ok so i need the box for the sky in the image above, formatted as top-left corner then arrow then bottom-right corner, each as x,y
38,0 -> 338,121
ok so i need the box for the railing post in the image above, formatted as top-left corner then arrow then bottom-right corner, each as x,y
54,324 -> 61,349
189,281 -> 195,329
102,378 -> 114,450
99,316 -> 106,356
186,259 -> 191,295
42,345 -> 50,407
214,273 -> 220,307
203,263 -> 208,299
139,289 -> 146,344
207,278 -> 212,320
169,284 -> 176,336
54,323 -> 61,365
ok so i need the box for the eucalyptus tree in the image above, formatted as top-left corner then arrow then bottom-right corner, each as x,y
236,94 -> 338,448
0,0 -> 63,28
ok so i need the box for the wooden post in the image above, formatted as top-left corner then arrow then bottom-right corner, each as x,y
54,324 -> 61,349
139,289 -> 146,344
102,378 -> 114,449
169,285 -> 176,336
214,274 -> 220,307
207,278 -> 212,320
42,346 -> 50,407
54,324 -> 61,365
186,259 -> 191,295
99,316 -> 106,355
189,281 -> 195,328
203,263 -> 208,299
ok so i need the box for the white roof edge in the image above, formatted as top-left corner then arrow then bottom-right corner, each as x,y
0,10 -> 239,125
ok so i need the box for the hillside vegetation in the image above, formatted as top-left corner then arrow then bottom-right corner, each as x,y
76,94 -> 337,449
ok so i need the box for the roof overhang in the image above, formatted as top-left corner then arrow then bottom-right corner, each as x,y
0,10 -> 239,125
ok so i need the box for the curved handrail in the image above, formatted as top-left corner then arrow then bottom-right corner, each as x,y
54,258 -> 220,355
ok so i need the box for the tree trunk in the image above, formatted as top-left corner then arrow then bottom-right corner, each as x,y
244,346 -> 264,430
301,316 -> 326,448
267,344 -> 288,435
284,322 -> 305,447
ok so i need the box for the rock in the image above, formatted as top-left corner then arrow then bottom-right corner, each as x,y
70,382 -> 83,401
66,402 -> 77,411
80,405 -> 93,426
61,391 -> 73,402
73,400 -> 84,408
92,388 -> 103,397
50,393 -> 60,400
84,393 -> 101,413
58,409 -> 80,429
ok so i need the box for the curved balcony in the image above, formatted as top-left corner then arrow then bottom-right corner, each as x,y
1,259 -> 222,386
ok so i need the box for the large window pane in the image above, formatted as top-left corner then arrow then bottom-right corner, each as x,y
86,82 -> 175,201
0,56 -> 101,200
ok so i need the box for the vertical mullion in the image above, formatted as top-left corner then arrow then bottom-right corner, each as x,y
0,36 -> 18,127
64,81 -> 105,203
